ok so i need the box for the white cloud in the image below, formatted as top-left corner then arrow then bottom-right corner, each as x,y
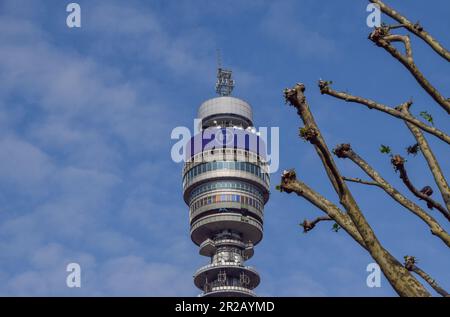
0,5 -> 200,296
86,2 -> 216,80
261,1 -> 335,57
0,243 -> 195,296
0,136 -> 53,190
98,256 -> 194,296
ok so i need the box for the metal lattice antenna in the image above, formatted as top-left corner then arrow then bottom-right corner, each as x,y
215,51 -> 235,96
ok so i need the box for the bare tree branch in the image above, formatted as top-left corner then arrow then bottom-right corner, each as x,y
383,34 -> 413,61
300,216 -> 333,233
391,155 -> 450,222
404,256 -> 449,297
334,144 -> 450,247
318,80 -> 450,144
276,1 -> 448,298
369,26 -> 450,114
283,83 -> 430,297
280,170 -> 367,248
284,85 -> 345,198
343,177 -> 381,187
385,23 -> 407,31
398,103 -> 450,212
369,0 -> 450,61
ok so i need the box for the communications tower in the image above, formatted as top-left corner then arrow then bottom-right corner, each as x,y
182,67 -> 270,296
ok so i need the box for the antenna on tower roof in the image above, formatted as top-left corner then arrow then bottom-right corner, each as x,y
215,50 -> 235,96
216,49 -> 222,69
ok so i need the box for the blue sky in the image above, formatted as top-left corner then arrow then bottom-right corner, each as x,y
0,0 -> 448,296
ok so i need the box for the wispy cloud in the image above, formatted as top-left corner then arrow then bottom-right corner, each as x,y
0,2 -> 201,296
260,0 -> 335,57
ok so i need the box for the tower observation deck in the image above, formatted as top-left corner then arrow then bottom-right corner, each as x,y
182,68 -> 270,297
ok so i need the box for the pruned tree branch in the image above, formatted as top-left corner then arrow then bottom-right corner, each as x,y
397,103 -> 450,212
283,83 -> 431,297
385,23 -> 406,31
382,33 -> 413,61
318,80 -> 450,144
334,144 -> 450,247
343,177 -> 381,187
300,216 -> 333,233
369,0 -> 450,61
280,170 -> 367,248
276,1 -> 448,298
284,85 -> 345,198
391,155 -> 450,221
404,256 -> 449,297
368,25 -> 450,114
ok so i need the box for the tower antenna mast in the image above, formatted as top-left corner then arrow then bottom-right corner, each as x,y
217,49 -> 222,69
215,50 -> 235,96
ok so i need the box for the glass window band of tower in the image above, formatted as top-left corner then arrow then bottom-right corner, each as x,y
189,180 -> 264,202
190,193 -> 263,214
189,195 -> 264,225
182,161 -> 270,188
